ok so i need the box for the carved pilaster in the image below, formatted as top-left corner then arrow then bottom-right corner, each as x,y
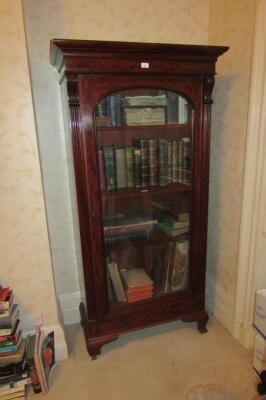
66,74 -> 79,106
66,74 -> 80,134
203,74 -> 215,104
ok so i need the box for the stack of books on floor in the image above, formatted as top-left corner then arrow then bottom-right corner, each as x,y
0,286 -> 30,400
107,263 -> 153,304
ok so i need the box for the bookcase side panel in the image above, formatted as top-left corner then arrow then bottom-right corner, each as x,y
61,74 -> 97,321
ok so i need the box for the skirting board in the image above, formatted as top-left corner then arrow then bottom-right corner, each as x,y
58,291 -> 81,325
205,274 -> 234,334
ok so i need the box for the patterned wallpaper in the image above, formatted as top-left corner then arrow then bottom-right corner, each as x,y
22,0 -> 209,297
0,0 -> 59,325
208,0 -> 256,329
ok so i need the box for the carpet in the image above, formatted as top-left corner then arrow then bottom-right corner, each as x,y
186,384 -> 239,400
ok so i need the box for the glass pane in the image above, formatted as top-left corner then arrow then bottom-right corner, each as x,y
95,89 -> 193,308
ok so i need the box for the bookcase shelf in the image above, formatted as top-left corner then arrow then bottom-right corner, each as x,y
51,39 -> 228,358
105,230 -> 189,250
102,181 -> 190,199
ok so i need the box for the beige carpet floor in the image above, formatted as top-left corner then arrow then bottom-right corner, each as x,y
29,317 -> 263,399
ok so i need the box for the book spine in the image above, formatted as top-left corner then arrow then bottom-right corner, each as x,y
148,139 -> 158,186
140,139 -> 149,187
115,148 -> 127,188
134,148 -> 141,187
182,138 -> 191,183
109,95 -> 117,126
105,231 -> 149,245
172,140 -> 178,183
177,140 -> 184,182
125,147 -> 134,188
166,92 -> 179,124
103,146 -> 116,190
158,139 -> 167,186
98,150 -> 106,190
167,140 -> 173,184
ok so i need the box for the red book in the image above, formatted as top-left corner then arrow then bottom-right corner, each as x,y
127,293 -> 153,303
127,286 -> 153,295
0,290 -> 13,311
0,288 -> 10,301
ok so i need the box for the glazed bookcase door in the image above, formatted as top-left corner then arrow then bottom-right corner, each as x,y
96,88 -> 193,309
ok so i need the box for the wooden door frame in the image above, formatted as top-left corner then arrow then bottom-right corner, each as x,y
234,0 -> 266,348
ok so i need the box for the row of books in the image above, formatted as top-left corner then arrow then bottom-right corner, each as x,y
96,93 -> 190,127
0,286 -> 55,399
103,213 -> 158,245
107,264 -> 154,303
106,236 -> 189,304
0,287 -> 29,400
98,137 -> 191,191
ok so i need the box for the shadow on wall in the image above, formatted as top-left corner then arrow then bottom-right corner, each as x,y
206,73 -> 238,333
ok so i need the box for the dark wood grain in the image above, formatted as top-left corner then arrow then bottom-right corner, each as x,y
51,39 -> 229,358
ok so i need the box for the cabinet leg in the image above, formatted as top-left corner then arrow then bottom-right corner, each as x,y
86,333 -> 119,359
197,313 -> 209,334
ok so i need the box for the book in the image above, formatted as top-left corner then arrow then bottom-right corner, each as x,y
105,231 -> 149,245
27,328 -> 55,394
95,116 -> 112,127
103,146 -> 116,190
103,213 -> 157,233
0,305 -> 19,329
25,333 -> 41,393
166,92 -> 179,124
139,139 -> 149,187
98,149 -> 106,190
170,240 -> 189,292
123,107 -> 165,125
115,148 -> 127,188
122,95 -> 167,107
0,291 -> 13,312
0,377 -> 31,396
107,262 -> 126,302
178,96 -> 188,123
0,339 -> 26,368
167,140 -> 173,184
41,331 -> 55,390
172,140 -> 178,182
157,214 -> 189,236
0,334 -> 22,355
0,289 -> 10,303
133,148 -> 141,187
120,268 -> 153,290
158,139 -> 168,186
148,139 -> 158,186
125,147 -> 134,187
0,320 -> 21,345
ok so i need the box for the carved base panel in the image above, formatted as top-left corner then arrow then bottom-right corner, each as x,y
80,301 -> 209,359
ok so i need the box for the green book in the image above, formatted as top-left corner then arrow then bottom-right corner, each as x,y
115,148 -> 127,188
139,139 -> 149,187
149,139 -> 158,186
103,146 -> 116,190
134,148 -> 141,187
125,146 -> 134,187
158,139 -> 168,186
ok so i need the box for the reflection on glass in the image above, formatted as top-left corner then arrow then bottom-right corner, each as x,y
95,89 -> 193,308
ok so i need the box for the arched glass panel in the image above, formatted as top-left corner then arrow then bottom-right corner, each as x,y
95,88 -> 193,308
